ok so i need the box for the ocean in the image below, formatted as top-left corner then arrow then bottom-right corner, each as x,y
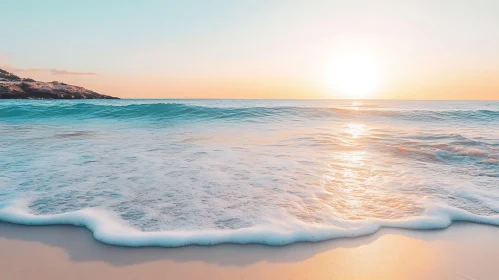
0,99 -> 498,247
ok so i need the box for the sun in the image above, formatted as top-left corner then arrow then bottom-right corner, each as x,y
324,52 -> 382,99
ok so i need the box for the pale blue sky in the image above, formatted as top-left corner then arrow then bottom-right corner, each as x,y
2,0 -> 499,99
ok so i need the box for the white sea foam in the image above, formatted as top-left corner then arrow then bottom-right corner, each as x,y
1,199 -> 499,247
0,100 -> 498,247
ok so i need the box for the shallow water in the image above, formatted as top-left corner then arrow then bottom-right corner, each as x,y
0,100 -> 498,246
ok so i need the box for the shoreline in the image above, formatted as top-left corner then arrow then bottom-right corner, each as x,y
1,222 -> 498,279
2,199 -> 499,247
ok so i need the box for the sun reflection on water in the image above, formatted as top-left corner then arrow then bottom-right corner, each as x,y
346,123 -> 366,139
315,121 -> 424,222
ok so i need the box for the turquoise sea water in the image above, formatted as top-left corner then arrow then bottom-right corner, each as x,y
0,100 -> 498,246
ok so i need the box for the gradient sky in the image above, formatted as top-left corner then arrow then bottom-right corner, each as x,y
1,0 -> 498,99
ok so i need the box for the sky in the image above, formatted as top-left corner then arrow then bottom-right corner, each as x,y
1,0 -> 499,99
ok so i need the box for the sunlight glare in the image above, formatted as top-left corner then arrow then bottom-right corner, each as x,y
325,52 -> 382,99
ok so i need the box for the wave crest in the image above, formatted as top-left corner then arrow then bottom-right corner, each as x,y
1,102 -> 498,122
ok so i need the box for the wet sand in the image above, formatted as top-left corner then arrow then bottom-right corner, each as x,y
0,222 -> 498,279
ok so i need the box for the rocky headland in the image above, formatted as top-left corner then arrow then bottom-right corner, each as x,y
0,68 -> 118,99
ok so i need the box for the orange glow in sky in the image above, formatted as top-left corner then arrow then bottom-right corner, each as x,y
2,1 -> 498,99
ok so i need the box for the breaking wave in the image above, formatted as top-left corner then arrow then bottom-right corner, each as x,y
1,102 -> 498,122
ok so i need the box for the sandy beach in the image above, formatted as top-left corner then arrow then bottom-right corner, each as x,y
0,222 -> 497,280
